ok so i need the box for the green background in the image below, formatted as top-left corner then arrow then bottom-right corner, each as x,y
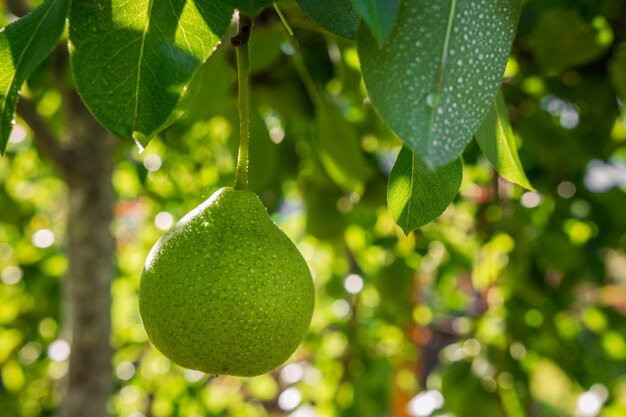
1,0 -> 626,416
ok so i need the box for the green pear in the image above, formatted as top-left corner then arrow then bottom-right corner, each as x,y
139,187 -> 315,376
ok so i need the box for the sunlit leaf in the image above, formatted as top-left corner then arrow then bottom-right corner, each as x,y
349,0 -> 400,45
0,0 -> 70,154
472,232 -> 515,290
387,146 -> 462,234
529,359 -> 577,414
475,90 -> 533,190
0,329 -> 22,362
296,0 -> 359,40
69,0 -> 232,148
1,360 -> 25,392
358,0 -> 520,168
602,331 -> 626,360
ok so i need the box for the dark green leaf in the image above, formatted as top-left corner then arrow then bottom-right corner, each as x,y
249,26 -> 283,75
69,0 -> 232,148
529,10 -> 613,73
609,51 -> 626,102
349,0 -> 400,45
475,90 -> 533,190
373,259 -> 414,326
358,0 -> 521,168
387,146 -> 462,234
0,0 -> 70,154
441,361 -> 506,417
296,0 -> 359,40
245,104 -> 281,194
175,47 -> 234,126
304,182 -> 346,241
314,100 -> 372,195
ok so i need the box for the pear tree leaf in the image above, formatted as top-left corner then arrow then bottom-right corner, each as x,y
0,0 -> 70,155
475,91 -> 533,190
358,0 -> 521,168
221,0 -> 272,16
69,0 -> 232,148
608,51 -> 626,102
529,10 -> 613,73
249,25 -> 283,75
305,186 -> 347,241
349,0 -> 400,45
296,0 -> 360,40
314,99 -> 372,195
388,146 -> 462,234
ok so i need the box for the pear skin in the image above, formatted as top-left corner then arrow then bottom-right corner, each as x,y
139,187 -> 315,376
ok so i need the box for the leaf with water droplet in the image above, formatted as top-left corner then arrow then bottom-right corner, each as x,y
349,0 -> 400,45
69,0 -> 232,148
358,0 -> 521,168
296,0 -> 359,40
0,0 -> 70,155
475,90 -> 533,190
387,146 -> 462,234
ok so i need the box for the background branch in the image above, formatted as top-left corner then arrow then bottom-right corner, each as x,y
6,0 -> 31,17
17,99 -> 72,175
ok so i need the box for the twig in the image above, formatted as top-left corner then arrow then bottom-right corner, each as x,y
230,14 -> 252,47
6,0 -> 31,17
16,99 -> 72,174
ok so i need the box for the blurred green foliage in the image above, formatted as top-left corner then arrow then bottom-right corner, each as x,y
1,1 -> 626,417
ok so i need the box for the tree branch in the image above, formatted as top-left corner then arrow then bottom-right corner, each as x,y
16,99 -> 72,174
6,0 -> 31,17
231,13 -> 252,47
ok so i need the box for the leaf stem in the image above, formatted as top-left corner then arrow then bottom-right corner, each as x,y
287,40 -> 324,110
232,13 -> 252,191
273,3 -> 294,36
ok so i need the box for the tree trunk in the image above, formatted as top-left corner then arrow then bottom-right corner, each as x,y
60,94 -> 117,417
16,58 -> 118,417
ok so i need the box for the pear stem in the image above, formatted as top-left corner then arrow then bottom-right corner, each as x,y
232,13 -> 252,191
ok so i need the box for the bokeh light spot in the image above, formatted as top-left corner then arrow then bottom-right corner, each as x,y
280,363 -> 305,384
577,384 -> 608,417
278,387 -> 302,411
557,181 -> 577,198
521,192 -> 542,208
1,266 -> 23,285
143,154 -> 162,172
344,274 -> 364,294
331,299 -> 351,318
154,212 -> 174,230
116,361 -> 136,381
407,390 -> 444,417
47,340 -> 70,362
32,229 -> 55,248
